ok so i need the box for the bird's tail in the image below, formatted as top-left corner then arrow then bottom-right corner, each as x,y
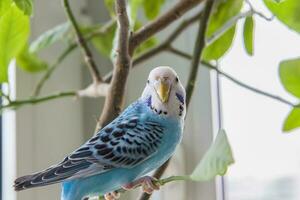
14,165 -> 63,191
14,172 -> 41,191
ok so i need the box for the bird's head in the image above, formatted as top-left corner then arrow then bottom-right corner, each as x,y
141,66 -> 186,119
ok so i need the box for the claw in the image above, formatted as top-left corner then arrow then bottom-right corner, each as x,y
104,191 -> 120,200
122,176 -> 160,194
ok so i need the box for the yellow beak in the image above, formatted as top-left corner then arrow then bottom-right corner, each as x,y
156,80 -> 170,103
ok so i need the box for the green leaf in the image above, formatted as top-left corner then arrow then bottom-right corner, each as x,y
283,107 -> 300,132
203,0 -> 243,60
129,0 -> 143,26
104,0 -> 115,17
30,22 -> 70,53
243,16 -> 254,56
91,23 -> 117,58
0,4 -> 29,82
279,57 -> 300,98
264,0 -> 300,33
16,45 -> 47,72
135,37 -> 157,56
190,129 -> 234,181
13,0 -> 33,16
0,0 -> 12,17
143,0 -> 165,20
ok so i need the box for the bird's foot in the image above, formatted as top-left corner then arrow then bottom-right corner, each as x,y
104,191 -> 120,200
122,176 -> 160,194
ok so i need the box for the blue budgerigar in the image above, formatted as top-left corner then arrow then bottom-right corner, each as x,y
14,66 -> 186,200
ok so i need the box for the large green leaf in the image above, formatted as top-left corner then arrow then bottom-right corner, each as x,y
283,107 -> 300,132
0,4 -> 29,82
0,0 -> 12,17
190,129 -> 234,181
129,0 -> 143,26
143,0 -> 165,20
30,22 -> 70,53
203,0 -> 243,60
264,0 -> 300,33
279,57 -> 300,98
13,0 -> 33,16
16,45 -> 47,72
92,23 -> 117,58
243,16 -> 254,56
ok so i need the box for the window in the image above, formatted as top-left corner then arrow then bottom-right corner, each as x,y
220,3 -> 300,200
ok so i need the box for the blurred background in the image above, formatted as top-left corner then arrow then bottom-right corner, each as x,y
1,0 -> 300,200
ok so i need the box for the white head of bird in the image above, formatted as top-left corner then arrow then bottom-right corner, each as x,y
141,66 -> 186,120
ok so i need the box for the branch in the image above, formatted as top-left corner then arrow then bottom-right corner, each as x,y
168,47 -> 297,107
133,9 -> 203,66
129,0 -> 205,55
138,1 -> 215,199
33,20 -> 116,96
33,45 -> 75,96
0,91 -> 76,111
97,0 -> 131,129
62,0 -> 102,83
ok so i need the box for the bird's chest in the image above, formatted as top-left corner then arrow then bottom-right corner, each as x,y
137,118 -> 183,175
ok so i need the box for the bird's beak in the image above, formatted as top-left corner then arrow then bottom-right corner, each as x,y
155,79 -> 170,103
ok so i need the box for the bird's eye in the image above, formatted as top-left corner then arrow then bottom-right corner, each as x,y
175,77 -> 179,82
147,80 -> 150,84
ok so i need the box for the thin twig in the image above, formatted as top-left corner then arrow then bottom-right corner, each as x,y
186,0 -> 214,107
0,91 -> 76,111
33,45 -> 75,96
33,20 -> 116,96
129,0 -> 205,55
138,1 -> 215,200
62,0 -> 102,83
97,0 -> 131,129
168,47 -> 297,107
245,0 -> 274,21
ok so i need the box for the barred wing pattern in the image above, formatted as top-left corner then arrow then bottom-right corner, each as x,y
14,105 -> 164,191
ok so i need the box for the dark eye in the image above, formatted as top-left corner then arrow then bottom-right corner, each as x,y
175,77 -> 179,82
147,80 -> 150,84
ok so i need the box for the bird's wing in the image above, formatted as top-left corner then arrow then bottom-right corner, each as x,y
15,103 -> 164,191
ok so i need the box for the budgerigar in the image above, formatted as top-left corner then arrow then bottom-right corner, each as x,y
14,66 -> 186,200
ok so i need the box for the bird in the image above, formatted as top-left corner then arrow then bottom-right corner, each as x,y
14,66 -> 186,200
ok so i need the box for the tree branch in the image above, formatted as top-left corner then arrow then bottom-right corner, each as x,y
133,9 -> 203,66
129,0 -> 205,55
0,91 -> 76,111
96,0 -> 131,129
138,1 -> 215,199
63,0 -> 102,83
33,20 -> 116,96
168,47 -> 297,107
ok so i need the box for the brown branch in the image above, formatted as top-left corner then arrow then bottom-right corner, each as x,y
96,0 -> 131,129
62,0 -> 102,83
129,0 -> 205,55
138,1 -> 215,200
133,9 -> 203,66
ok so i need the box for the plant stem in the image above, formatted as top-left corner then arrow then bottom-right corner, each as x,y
168,47 -> 297,107
0,91 -> 76,111
33,20 -> 116,96
62,0 -> 102,83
